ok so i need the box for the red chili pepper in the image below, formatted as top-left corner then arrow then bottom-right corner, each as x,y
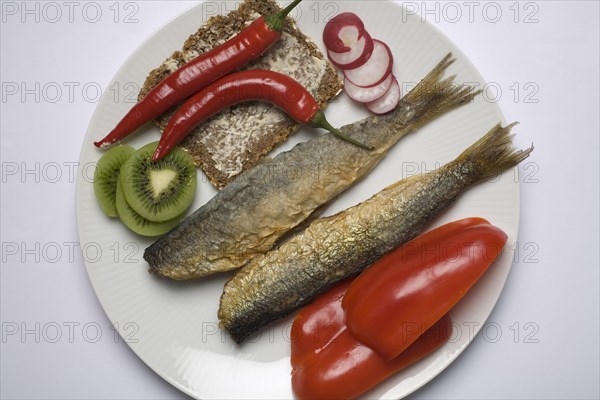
93,0 -> 303,148
152,70 -> 372,160
290,279 -> 453,400
342,218 -> 507,360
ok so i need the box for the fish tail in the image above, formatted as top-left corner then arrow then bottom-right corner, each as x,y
457,122 -> 534,181
400,53 -> 481,130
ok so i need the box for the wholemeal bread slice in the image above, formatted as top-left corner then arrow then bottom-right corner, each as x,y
138,0 -> 343,189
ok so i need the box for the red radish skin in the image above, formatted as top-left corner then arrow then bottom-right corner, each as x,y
344,40 -> 393,87
328,31 -> 374,70
322,15 -> 400,114
322,12 -> 366,53
366,76 -> 400,114
344,73 -> 393,103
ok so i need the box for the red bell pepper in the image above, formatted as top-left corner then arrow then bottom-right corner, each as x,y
290,279 -> 452,399
342,218 -> 507,360
290,279 -> 351,368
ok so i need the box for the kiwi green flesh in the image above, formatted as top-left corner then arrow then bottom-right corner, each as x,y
121,142 -> 197,223
116,177 -> 182,237
94,145 -> 135,217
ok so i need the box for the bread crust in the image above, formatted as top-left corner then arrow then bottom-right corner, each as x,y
138,0 -> 343,189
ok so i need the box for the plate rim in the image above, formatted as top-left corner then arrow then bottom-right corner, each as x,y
75,1 -> 520,399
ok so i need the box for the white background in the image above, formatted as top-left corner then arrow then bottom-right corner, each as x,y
1,1 -> 599,399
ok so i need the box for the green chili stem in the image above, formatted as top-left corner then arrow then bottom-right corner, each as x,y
264,0 -> 303,32
310,111 -> 374,151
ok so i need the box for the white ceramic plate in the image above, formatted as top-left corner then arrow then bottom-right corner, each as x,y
76,1 -> 519,399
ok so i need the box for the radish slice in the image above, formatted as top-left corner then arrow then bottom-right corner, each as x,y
345,72 -> 393,103
366,76 -> 400,114
323,12 -> 365,53
344,40 -> 393,87
328,31 -> 374,70
337,25 -> 361,47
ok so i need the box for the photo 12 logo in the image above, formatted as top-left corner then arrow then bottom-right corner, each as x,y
1,321 -> 140,344
400,1 -> 540,24
1,1 -> 140,24
1,241 -> 142,265
1,81 -> 141,104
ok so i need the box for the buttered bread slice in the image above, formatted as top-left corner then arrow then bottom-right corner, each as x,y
138,0 -> 343,189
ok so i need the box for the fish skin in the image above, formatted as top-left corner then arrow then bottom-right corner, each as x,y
219,123 -> 533,343
144,53 -> 479,280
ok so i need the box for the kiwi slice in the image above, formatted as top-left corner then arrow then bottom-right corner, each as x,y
115,177 -> 182,237
94,145 -> 135,217
120,142 -> 197,222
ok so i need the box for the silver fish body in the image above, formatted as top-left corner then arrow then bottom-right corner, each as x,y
219,123 -> 533,342
144,54 -> 478,280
